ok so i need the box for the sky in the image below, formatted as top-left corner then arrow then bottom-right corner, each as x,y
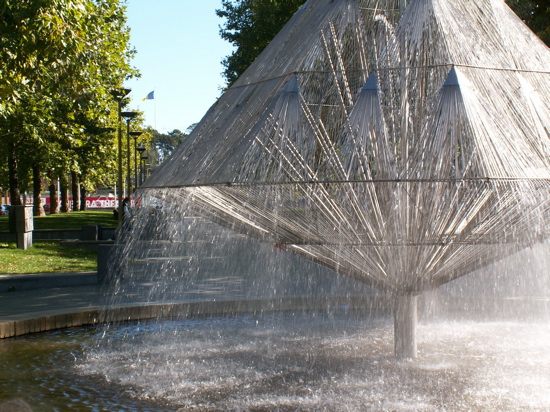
124,1 -> 234,133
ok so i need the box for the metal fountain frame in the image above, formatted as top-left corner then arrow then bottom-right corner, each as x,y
141,0 -> 550,357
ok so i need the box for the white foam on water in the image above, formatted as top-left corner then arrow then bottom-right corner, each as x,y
78,315 -> 550,411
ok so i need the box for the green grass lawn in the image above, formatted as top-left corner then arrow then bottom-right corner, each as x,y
0,210 -> 116,231
0,241 -> 97,274
0,210 -> 114,274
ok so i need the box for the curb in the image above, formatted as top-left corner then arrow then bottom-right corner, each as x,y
0,296 -> 391,339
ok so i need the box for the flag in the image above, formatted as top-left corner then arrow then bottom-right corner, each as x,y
142,91 -> 154,101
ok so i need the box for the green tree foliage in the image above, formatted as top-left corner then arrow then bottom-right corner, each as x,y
506,0 -> 550,46
147,126 -> 194,164
0,0 -> 136,209
216,0 -> 304,86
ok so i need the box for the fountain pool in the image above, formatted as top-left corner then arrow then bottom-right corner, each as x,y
2,311 -> 550,411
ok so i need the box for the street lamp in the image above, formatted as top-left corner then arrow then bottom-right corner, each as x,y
110,88 -> 131,224
136,143 -> 147,186
121,111 -> 138,197
130,131 -> 143,191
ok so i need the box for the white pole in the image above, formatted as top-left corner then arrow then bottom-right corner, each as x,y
394,293 -> 418,359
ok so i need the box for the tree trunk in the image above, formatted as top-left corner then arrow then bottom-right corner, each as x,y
32,163 -> 45,216
48,173 -> 59,215
71,171 -> 80,212
60,174 -> 70,213
7,141 -> 22,206
80,184 -> 87,211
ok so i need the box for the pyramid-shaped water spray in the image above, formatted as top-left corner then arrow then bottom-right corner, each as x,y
142,0 -> 550,356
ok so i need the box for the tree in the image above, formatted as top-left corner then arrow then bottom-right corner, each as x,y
216,0 -> 304,86
0,0 -> 137,212
148,125 -> 194,164
506,0 -> 550,46
153,129 -> 186,163
72,126 -> 118,210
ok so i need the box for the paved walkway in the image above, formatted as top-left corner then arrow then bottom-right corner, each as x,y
0,283 -> 105,323
0,271 -> 381,339
0,273 -> 107,338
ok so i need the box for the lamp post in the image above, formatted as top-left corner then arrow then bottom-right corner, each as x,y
121,111 -> 138,198
136,143 -> 146,186
130,131 -> 143,192
110,88 -> 131,225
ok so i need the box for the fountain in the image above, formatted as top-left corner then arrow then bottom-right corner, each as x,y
1,1 -> 548,409
124,0 -> 550,358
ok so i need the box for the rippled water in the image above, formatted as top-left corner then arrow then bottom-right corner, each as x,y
0,326 -> 173,411
1,312 -> 549,411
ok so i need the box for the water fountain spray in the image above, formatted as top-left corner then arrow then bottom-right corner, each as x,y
138,0 -> 550,358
